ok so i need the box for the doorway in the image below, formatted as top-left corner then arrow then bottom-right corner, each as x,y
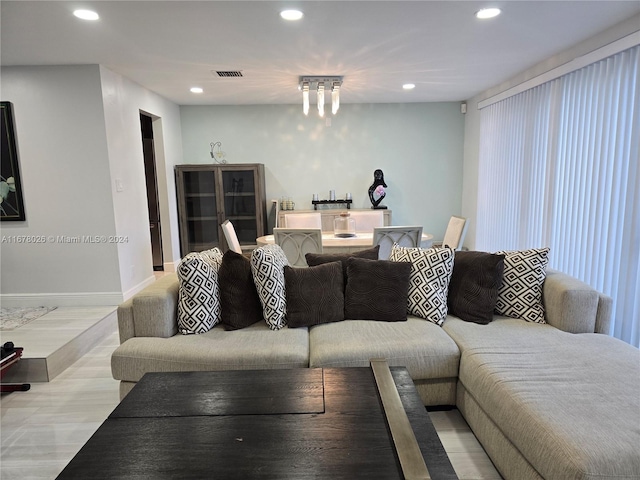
140,113 -> 164,271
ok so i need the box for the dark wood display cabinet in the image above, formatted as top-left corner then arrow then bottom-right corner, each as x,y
175,164 -> 266,256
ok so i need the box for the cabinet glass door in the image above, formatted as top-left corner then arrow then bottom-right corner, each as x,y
221,169 -> 257,244
182,170 -> 218,252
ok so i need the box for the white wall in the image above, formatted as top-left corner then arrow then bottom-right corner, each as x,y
99,66 -> 183,297
0,65 -> 121,305
461,101 -> 481,250
0,64 -> 184,305
180,103 -> 465,240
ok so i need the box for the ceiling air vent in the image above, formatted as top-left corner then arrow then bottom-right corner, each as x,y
215,71 -> 243,77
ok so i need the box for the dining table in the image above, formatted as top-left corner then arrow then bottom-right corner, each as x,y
256,232 -> 433,254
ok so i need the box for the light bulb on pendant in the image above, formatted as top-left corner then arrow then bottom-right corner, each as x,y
331,83 -> 340,115
302,82 -> 310,115
317,82 -> 325,117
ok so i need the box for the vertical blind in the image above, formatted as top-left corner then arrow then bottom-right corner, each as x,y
477,45 -> 639,347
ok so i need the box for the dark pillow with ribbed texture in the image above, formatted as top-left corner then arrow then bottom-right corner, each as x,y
284,261 -> 344,328
305,245 -> 380,285
447,251 -> 505,324
344,257 -> 411,322
218,250 -> 263,330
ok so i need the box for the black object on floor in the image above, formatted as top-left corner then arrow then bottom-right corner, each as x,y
1,341 -> 31,393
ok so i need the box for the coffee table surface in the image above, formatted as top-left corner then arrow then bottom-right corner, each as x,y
57,367 -> 457,479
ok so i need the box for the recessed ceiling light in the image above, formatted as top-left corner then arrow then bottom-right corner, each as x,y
73,9 -> 99,21
190,87 -> 204,94
280,9 -> 303,21
403,84 -> 416,90
476,8 -> 501,19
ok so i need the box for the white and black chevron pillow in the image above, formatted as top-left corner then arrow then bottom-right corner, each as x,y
389,244 -> 455,325
494,247 -> 550,323
177,248 -> 223,334
250,244 -> 290,330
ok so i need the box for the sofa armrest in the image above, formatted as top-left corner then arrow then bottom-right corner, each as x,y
542,269 -> 611,334
117,299 -> 135,343
594,293 -> 613,335
117,273 -> 180,343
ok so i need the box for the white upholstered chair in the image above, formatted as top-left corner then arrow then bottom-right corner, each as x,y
284,213 -> 323,229
349,210 -> 384,233
273,228 -> 323,267
373,226 -> 424,260
221,219 -> 243,254
434,216 -> 468,251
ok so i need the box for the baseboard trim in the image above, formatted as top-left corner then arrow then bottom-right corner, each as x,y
0,292 -> 124,307
122,275 -> 157,301
163,261 -> 177,273
1,274 -> 163,307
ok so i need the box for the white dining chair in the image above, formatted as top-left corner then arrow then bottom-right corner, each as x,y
433,216 -> 468,251
221,219 -> 243,254
373,226 -> 424,260
349,210 -> 384,233
273,228 -> 323,267
284,212 -> 323,229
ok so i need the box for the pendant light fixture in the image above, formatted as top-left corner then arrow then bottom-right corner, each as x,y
302,82 -> 310,115
317,82 -> 325,117
299,76 -> 343,117
331,82 -> 340,115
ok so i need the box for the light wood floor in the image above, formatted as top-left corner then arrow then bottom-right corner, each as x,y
1,325 -> 502,479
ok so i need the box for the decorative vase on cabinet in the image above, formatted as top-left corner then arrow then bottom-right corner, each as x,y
175,164 -> 266,256
334,212 -> 356,238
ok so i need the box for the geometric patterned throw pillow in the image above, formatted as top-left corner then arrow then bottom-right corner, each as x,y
199,247 -> 224,270
250,244 -> 290,330
176,248 -> 223,334
389,244 -> 455,325
494,247 -> 550,324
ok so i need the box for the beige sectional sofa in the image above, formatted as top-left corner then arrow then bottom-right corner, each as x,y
111,268 -> 640,480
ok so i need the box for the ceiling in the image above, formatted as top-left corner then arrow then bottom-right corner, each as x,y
2,1 -> 639,106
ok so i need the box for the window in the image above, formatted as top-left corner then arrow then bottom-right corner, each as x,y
477,45 -> 639,347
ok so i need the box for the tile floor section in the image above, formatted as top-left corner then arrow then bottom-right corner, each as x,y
1,328 -> 502,479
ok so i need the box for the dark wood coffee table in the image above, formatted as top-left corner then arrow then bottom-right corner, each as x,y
57,362 -> 457,479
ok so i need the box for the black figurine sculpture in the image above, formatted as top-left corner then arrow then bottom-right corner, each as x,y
368,169 -> 388,209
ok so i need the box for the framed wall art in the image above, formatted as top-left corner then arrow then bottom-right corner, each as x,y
1,101 -> 25,221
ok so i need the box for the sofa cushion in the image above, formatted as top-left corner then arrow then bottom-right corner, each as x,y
447,251 -> 505,324
344,257 -> 411,322
389,245 -> 455,325
251,244 -> 289,330
494,247 -> 549,323
176,248 -> 223,334
111,321 -> 310,383
284,261 -> 344,328
218,250 -> 263,331
443,316 -> 640,480
309,316 -> 460,381
305,245 -> 380,285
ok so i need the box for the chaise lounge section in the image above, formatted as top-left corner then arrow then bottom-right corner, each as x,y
444,316 -> 640,480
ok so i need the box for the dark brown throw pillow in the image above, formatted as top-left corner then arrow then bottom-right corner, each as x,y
305,245 -> 380,285
344,257 -> 411,322
284,261 -> 344,328
218,250 -> 263,330
447,251 -> 505,324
